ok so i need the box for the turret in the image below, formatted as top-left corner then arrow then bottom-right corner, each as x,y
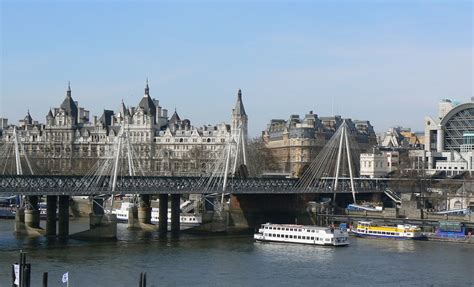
231,89 -> 248,142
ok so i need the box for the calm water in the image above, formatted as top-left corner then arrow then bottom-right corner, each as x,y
0,219 -> 473,287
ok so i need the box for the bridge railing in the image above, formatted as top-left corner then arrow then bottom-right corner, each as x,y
0,175 -> 388,195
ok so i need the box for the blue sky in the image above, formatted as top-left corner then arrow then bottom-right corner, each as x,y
1,0 -> 472,136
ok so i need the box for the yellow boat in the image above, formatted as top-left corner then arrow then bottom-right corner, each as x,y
351,221 -> 426,240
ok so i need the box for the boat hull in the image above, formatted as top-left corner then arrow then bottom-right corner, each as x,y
351,231 -> 426,240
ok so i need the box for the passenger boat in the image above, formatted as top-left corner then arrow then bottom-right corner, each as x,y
254,223 -> 349,246
112,202 -> 202,228
351,221 -> 426,240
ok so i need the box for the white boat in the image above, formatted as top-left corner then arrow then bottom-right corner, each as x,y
112,202 -> 202,228
254,223 -> 349,246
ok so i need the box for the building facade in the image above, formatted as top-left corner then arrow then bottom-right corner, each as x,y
262,111 -> 377,176
0,82 -> 247,176
360,149 -> 399,178
420,99 -> 474,175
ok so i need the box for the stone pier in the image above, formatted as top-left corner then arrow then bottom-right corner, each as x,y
158,194 -> 168,232
128,203 -> 139,229
72,196 -> 117,240
14,207 -> 26,235
171,194 -> 180,233
24,196 -> 40,229
138,195 -> 152,225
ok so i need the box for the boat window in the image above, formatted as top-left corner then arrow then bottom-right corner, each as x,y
290,235 -> 293,238
285,235 -> 288,238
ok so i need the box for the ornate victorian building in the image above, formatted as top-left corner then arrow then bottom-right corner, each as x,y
1,82 -> 248,176
262,111 -> 377,176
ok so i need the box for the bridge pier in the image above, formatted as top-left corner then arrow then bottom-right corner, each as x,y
58,195 -> 69,238
158,194 -> 168,233
138,195 -> 152,225
171,194 -> 180,233
128,204 -> 139,229
45,195 -> 57,236
25,196 -> 40,229
14,207 -> 26,235
72,196 -> 117,240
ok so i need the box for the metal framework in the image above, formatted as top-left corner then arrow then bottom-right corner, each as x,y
0,175 -> 389,196
443,106 -> 474,151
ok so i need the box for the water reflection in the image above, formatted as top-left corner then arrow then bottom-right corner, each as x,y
353,237 -> 417,253
254,241 -> 337,263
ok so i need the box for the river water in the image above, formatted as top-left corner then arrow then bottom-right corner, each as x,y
0,219 -> 473,287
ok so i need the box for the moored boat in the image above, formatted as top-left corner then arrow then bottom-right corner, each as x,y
351,221 -> 426,240
254,223 -> 349,246
112,202 -> 202,228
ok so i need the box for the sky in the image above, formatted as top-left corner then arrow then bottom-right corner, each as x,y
1,0 -> 472,137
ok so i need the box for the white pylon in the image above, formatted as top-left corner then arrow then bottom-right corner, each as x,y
332,121 -> 357,203
220,124 -> 248,207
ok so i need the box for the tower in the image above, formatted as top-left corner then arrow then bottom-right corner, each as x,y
231,89 -> 248,142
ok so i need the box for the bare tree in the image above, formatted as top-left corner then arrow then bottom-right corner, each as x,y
246,137 -> 279,177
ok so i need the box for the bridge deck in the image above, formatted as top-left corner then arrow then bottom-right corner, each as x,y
0,175 -> 387,196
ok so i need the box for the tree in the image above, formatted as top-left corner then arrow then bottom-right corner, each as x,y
245,137 -> 279,177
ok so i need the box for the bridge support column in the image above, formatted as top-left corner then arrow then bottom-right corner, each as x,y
72,196 -> 117,240
128,204 -> 139,229
138,195 -> 152,225
45,195 -> 57,236
14,207 -> 26,235
58,195 -> 69,238
158,194 -> 168,233
171,194 -> 180,233
25,196 -> 40,229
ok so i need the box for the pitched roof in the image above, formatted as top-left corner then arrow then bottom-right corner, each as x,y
169,110 -> 181,124
99,110 -> 114,126
60,83 -> 78,122
24,111 -> 33,124
233,89 -> 247,116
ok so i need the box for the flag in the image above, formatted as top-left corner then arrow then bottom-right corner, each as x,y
13,264 -> 19,286
62,272 -> 69,283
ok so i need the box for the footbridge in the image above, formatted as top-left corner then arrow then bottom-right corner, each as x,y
0,175 -> 390,196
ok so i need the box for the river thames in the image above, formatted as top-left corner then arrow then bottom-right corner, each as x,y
0,219 -> 472,287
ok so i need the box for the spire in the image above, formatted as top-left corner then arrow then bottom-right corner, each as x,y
24,110 -> 33,124
67,81 -> 71,97
144,78 -> 149,96
233,89 -> 246,116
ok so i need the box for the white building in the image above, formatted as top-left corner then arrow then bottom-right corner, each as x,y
422,99 -> 474,176
360,150 -> 399,178
0,81 -> 248,176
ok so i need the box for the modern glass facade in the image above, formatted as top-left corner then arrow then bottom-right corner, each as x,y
443,106 -> 474,151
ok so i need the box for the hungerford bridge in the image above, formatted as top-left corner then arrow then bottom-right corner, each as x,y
0,123 -> 436,238
1,122 -> 391,196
